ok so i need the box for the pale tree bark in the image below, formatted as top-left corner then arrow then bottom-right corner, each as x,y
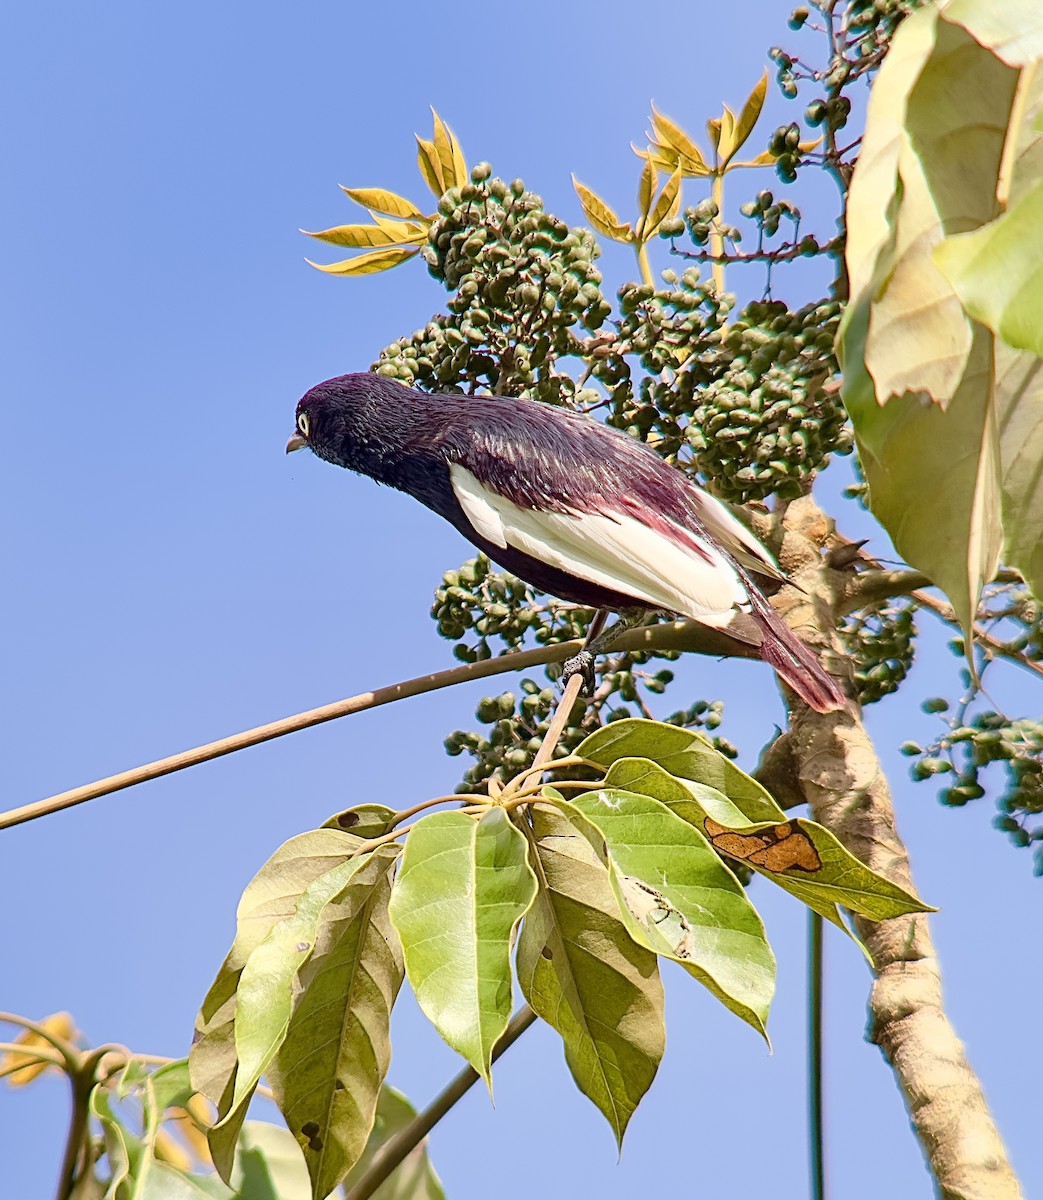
764,496 -> 1022,1200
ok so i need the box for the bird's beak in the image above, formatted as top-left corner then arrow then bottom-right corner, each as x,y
286,433 -> 307,454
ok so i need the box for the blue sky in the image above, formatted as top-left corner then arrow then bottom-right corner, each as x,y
3,3 -> 1038,1197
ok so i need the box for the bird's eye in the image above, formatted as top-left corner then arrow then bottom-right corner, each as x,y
297,412 -> 310,437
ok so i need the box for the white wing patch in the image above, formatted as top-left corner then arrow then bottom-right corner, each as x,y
449,463 -> 745,621
687,489 -> 782,579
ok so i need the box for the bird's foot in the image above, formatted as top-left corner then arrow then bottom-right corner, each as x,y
561,650 -> 596,696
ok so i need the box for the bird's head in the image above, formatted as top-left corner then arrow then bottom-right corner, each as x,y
285,374 -> 379,467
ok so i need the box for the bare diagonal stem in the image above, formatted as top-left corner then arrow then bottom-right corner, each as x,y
3,620 -> 755,832
344,1010 -> 538,1200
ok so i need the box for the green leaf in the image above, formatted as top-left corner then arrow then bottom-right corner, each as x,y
995,344 -> 1043,601
192,830 -> 366,1119
231,1121 -> 310,1200
91,1087 -> 142,1197
267,851 -> 403,1200
731,71 -> 768,158
214,849 -> 399,1169
935,178 -> 1043,356
839,4 -> 1016,642
300,223 -> 409,249
305,246 -> 421,276
338,186 -> 427,221
559,790 -> 775,1039
941,0 -> 1043,66
191,829 -> 391,1181
516,804 -> 664,1148
148,1059 -> 195,1116
578,718 -> 786,823
341,1087 -> 446,1200
578,744 -> 933,952
321,804 -> 398,837
571,177 -> 632,242
599,757 -> 769,836
388,807 -> 536,1086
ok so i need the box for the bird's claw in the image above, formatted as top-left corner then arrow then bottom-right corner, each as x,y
562,650 -> 596,696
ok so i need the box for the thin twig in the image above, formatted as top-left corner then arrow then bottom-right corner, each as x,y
530,674 -> 585,772
0,641 -> 581,832
4,618 -> 757,833
342,1006 -> 537,1200
808,911 -> 826,1200
913,590 -> 1043,681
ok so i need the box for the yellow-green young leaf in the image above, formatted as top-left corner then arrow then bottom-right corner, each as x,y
415,135 -> 443,196
716,105 -> 737,164
388,808 -> 536,1087
636,154 -> 656,234
301,223 -> 409,250
934,179 -> 1043,359
643,170 -> 683,240
0,1012 -> 76,1086
267,852 -> 403,1200
339,186 -> 427,221
306,246 -> 421,276
572,177 -> 632,242
431,109 -> 466,192
732,71 -> 769,157
577,718 -> 787,824
341,1088 -> 446,1200
559,791 -> 775,1039
517,804 -> 664,1149
369,212 -> 428,243
649,104 -> 709,174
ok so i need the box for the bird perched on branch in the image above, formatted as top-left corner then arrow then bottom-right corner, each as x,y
286,373 -> 846,712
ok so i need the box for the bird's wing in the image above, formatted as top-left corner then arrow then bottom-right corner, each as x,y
685,489 -> 786,583
449,463 -> 745,622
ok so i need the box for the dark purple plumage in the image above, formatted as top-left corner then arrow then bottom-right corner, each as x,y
287,372 -> 846,712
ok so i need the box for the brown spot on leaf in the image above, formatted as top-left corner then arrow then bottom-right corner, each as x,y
301,1121 -> 323,1151
541,945 -> 553,960
337,811 -> 359,828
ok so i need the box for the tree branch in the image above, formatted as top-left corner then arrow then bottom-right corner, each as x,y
776,497 -> 1023,1200
343,1006 -> 536,1200
2,621 -> 753,832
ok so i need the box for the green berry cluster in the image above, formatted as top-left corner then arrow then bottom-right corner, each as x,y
686,299 -> 852,502
431,554 -> 594,663
766,121 -> 804,181
840,597 -> 918,705
902,703 -> 1043,873
444,679 -> 585,791
373,165 -> 609,400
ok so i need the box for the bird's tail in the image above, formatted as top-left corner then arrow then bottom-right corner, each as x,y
727,567 -> 848,714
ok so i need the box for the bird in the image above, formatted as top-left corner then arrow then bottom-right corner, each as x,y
286,372 -> 846,712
